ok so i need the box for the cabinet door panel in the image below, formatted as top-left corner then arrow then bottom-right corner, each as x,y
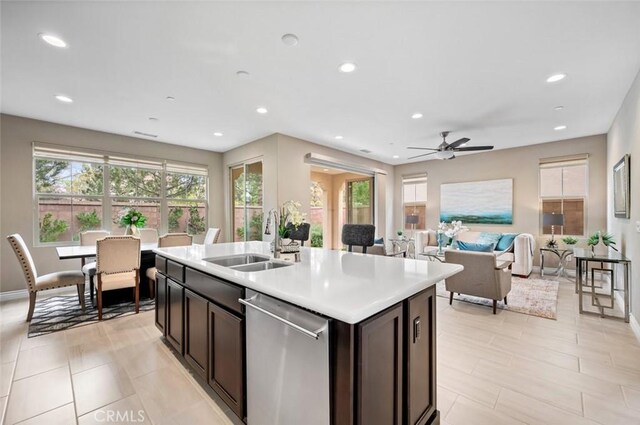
185,289 -> 208,378
407,286 -> 437,425
166,278 -> 184,354
357,303 -> 403,425
208,302 -> 245,419
155,273 -> 167,335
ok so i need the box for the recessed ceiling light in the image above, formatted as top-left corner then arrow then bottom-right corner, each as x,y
411,113 -> 423,119
393,155 -> 400,159
323,168 -> 329,172
55,94 -> 73,103
335,135 -> 344,140
236,70 -> 250,78
256,107 -> 268,114
554,106 -> 564,111
281,33 -> 299,46
339,62 -> 357,73
214,132 -> 223,137
166,96 -> 175,101
39,33 -> 67,48
554,125 -> 567,131
546,73 -> 566,83
148,117 -> 158,121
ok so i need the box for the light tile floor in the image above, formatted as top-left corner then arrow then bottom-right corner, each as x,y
0,274 -> 639,424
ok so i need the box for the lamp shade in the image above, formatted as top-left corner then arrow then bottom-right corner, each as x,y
406,214 -> 419,225
543,212 -> 564,226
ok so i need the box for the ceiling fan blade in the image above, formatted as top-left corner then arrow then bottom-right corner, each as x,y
408,152 -> 438,160
407,147 -> 438,150
447,138 -> 470,149
453,146 -> 494,151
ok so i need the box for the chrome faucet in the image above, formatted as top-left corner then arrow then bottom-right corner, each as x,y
264,208 -> 281,258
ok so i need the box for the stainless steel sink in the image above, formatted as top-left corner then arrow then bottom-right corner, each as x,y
232,261 -> 293,272
203,254 -> 271,268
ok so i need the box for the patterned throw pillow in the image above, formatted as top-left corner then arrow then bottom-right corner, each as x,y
476,232 -> 503,250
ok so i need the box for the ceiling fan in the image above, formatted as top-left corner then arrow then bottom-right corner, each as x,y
407,131 -> 494,160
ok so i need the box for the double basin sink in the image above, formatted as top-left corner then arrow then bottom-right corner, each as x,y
203,253 -> 293,273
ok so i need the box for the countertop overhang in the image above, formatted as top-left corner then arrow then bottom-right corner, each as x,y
154,241 -> 463,324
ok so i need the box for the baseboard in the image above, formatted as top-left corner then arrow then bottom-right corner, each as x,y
629,313 -> 640,342
0,286 -> 76,303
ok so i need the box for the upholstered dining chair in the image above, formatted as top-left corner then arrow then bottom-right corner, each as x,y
6,234 -> 86,321
95,236 -> 141,320
204,227 -> 221,244
80,230 -> 110,303
146,233 -> 193,298
285,223 -> 311,246
341,224 -> 376,253
138,228 -> 159,244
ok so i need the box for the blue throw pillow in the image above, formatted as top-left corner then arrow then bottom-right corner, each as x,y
496,233 -> 518,251
457,241 -> 494,252
476,232 -> 502,250
374,237 -> 384,245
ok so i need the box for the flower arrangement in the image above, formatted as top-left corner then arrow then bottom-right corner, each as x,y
119,208 -> 147,228
437,220 -> 469,253
277,200 -> 306,238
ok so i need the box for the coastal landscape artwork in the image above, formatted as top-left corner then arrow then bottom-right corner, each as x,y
440,179 -> 513,224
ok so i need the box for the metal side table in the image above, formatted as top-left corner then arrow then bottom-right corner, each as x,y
574,248 -> 632,323
540,247 -> 573,278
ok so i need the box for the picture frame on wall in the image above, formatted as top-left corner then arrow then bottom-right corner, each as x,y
613,154 -> 630,218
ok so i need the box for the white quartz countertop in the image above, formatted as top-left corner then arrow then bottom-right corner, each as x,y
154,242 -> 463,324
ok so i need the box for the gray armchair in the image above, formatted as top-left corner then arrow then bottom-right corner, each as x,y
444,250 -> 512,314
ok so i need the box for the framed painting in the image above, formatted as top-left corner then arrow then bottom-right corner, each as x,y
613,154 -> 630,218
440,178 -> 513,224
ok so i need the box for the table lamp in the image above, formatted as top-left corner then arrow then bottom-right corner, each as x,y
543,212 -> 564,246
406,214 -> 419,238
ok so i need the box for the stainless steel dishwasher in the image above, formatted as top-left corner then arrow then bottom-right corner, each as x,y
240,289 -> 330,425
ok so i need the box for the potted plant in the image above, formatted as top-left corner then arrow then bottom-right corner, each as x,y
562,236 -> 578,251
277,200 -> 306,244
587,231 -> 618,254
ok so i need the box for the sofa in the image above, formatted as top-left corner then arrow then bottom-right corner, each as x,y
415,229 -> 535,277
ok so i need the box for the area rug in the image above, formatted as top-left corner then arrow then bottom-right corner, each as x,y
436,277 -> 559,319
28,292 -> 154,338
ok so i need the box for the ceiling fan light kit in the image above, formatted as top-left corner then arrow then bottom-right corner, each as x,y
407,131 -> 494,160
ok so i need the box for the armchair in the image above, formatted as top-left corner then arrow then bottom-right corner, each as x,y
444,250 -> 512,314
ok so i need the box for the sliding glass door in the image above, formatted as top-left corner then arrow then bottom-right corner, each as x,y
346,177 -> 374,225
231,161 -> 263,241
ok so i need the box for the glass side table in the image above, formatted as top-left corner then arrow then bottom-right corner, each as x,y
540,247 -> 573,278
389,237 -> 415,259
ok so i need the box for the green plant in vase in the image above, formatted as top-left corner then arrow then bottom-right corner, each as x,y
601,232 -> 618,251
119,208 -> 147,236
562,236 -> 578,246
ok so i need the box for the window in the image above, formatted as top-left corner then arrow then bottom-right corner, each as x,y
231,161 -> 263,242
403,175 -> 427,230
539,156 -> 587,236
34,145 -> 208,245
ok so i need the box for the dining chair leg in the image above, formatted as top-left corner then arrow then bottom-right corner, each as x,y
89,275 -> 95,304
26,292 -> 37,322
77,284 -> 86,311
135,285 -> 140,314
97,277 -> 103,321
449,291 -> 454,305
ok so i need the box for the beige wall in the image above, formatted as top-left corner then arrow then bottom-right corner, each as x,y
222,133 -> 395,244
394,135 -> 608,266
607,69 -> 640,316
0,114 -> 224,293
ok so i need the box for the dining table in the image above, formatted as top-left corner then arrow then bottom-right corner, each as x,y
56,242 -> 158,304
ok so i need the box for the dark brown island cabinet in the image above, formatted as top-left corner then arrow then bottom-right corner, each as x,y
154,254 -> 439,425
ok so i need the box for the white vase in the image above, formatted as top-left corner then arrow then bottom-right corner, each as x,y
125,224 -> 140,236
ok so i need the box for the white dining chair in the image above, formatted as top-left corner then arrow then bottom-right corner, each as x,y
80,230 -> 110,303
7,234 -> 86,321
146,233 -> 193,298
204,227 -> 221,244
96,236 -> 141,320
138,228 -> 159,244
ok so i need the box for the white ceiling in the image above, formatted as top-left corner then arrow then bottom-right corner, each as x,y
2,1 -> 640,165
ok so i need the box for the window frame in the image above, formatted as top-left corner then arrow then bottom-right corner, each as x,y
402,174 -> 428,230
538,158 -> 588,237
33,144 -> 209,247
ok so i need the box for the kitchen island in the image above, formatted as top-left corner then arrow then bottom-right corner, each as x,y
153,241 -> 462,425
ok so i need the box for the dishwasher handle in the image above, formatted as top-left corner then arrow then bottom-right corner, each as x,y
239,296 -> 326,340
